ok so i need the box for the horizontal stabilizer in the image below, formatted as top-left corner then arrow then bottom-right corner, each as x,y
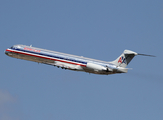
138,53 -> 156,57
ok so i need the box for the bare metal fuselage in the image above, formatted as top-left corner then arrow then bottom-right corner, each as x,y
5,45 -> 130,75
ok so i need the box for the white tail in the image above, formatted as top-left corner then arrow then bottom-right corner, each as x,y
110,50 -> 138,68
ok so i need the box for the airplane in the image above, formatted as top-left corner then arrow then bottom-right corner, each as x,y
5,44 -> 155,75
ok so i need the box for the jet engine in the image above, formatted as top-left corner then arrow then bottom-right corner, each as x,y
86,62 -> 107,71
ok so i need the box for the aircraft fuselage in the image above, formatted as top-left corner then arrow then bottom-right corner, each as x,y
5,45 -> 130,75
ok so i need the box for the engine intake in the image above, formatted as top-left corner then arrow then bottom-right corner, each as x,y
86,63 -> 107,71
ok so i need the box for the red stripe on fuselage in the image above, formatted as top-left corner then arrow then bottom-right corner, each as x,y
6,49 -> 86,67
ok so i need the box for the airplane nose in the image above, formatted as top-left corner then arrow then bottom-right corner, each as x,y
5,50 -> 8,55
5,49 -> 10,55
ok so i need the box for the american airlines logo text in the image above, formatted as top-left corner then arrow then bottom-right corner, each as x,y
24,47 -> 41,53
118,56 -> 126,64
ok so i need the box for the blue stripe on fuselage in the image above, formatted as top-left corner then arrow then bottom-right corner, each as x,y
12,48 -> 87,65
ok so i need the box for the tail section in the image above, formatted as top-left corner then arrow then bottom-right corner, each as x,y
110,50 -> 137,68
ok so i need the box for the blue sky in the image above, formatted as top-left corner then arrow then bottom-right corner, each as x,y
1,0 -> 163,120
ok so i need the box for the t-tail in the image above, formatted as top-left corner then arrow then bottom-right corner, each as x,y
110,50 -> 155,68
110,50 -> 138,68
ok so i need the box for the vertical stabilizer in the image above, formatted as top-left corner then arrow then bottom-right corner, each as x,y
110,50 -> 137,68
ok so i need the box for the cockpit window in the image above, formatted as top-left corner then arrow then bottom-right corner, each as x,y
10,46 -> 15,49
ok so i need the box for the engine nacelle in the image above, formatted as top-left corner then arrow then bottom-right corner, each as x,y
86,62 -> 107,71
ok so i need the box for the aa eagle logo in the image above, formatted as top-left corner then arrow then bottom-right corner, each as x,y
118,56 -> 126,64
